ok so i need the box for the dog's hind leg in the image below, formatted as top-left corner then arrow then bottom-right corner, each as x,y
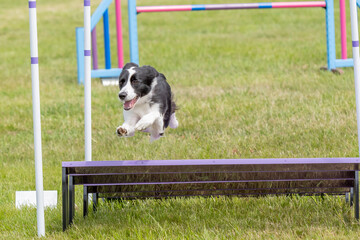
169,113 -> 178,129
149,117 -> 164,142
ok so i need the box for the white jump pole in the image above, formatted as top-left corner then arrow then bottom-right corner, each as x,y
350,0 -> 360,219
84,0 -> 92,162
28,0 -> 45,237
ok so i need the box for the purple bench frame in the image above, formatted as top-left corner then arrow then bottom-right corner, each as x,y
62,158 -> 360,230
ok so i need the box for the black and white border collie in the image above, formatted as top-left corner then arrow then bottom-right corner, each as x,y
116,63 -> 178,142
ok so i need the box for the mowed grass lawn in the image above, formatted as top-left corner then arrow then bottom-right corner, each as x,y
2,0 -> 360,238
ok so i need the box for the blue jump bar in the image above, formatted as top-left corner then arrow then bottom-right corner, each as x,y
192,5 -> 206,11
259,3 -> 273,8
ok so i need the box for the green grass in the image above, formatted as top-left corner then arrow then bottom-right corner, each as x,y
1,0 -> 360,238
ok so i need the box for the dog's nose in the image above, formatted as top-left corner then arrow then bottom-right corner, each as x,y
118,92 -> 127,100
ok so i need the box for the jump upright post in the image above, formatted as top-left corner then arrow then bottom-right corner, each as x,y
84,0 -> 91,162
28,0 -> 45,237
350,0 -> 360,219
128,0 -> 357,72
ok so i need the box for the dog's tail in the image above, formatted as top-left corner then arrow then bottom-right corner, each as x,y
171,100 -> 178,115
171,94 -> 178,115
169,94 -> 179,129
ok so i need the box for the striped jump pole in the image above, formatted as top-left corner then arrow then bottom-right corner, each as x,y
28,0 -> 45,237
91,28 -> 98,70
115,0 -> 124,68
84,0 -> 91,162
339,0 -> 347,59
136,2 -> 327,13
129,0 -> 139,64
103,9 -> 111,70
350,0 -> 360,219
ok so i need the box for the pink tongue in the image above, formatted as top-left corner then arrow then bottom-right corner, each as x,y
124,98 -> 137,109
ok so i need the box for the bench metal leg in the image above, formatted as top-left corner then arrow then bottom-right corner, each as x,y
93,193 -> 98,212
83,186 -> 88,217
62,168 -> 69,231
346,188 -> 354,206
69,176 -> 75,225
355,171 -> 359,220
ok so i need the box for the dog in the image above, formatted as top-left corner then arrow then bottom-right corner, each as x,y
116,63 -> 178,142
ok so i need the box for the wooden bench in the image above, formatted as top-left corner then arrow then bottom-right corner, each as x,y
62,158 -> 360,230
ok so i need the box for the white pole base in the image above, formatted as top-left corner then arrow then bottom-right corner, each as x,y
16,191 -> 57,209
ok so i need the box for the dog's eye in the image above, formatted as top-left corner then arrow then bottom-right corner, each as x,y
119,79 -> 125,86
131,78 -> 139,84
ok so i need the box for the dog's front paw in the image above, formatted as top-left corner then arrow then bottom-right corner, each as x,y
116,125 -> 135,137
116,126 -> 128,137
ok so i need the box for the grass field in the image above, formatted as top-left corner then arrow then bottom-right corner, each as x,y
2,0 -> 360,238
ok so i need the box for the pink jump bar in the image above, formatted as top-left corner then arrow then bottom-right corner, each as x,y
339,0 -> 347,59
115,0 -> 124,68
271,1 -> 326,8
136,2 -> 327,13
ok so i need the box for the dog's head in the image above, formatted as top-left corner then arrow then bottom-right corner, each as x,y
118,63 -> 159,111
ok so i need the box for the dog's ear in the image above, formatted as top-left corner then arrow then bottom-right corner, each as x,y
119,62 -> 138,80
137,65 -> 160,84
122,62 -> 139,70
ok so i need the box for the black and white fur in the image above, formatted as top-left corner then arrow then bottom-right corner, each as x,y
116,63 -> 178,142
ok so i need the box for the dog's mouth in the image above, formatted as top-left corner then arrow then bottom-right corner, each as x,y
123,96 -> 139,111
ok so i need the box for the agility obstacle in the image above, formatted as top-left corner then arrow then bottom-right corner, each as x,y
61,0 -> 360,231
75,0 -> 360,83
136,2 -> 327,12
129,0 -> 360,71
76,0 -> 124,84
62,158 -> 360,230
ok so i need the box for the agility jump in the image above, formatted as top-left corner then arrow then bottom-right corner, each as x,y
76,0 -> 124,83
76,0 -> 358,83
136,2 -> 327,12
128,0 -> 353,71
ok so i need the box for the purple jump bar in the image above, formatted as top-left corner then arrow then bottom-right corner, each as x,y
62,158 -> 360,168
136,2 -> 326,13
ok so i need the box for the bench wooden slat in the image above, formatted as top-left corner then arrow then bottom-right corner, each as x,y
81,178 -> 353,186
72,171 -> 354,185
68,169 -> 358,176
62,158 -> 360,168
66,164 -> 359,175
85,180 -> 354,194
99,190 -> 350,199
